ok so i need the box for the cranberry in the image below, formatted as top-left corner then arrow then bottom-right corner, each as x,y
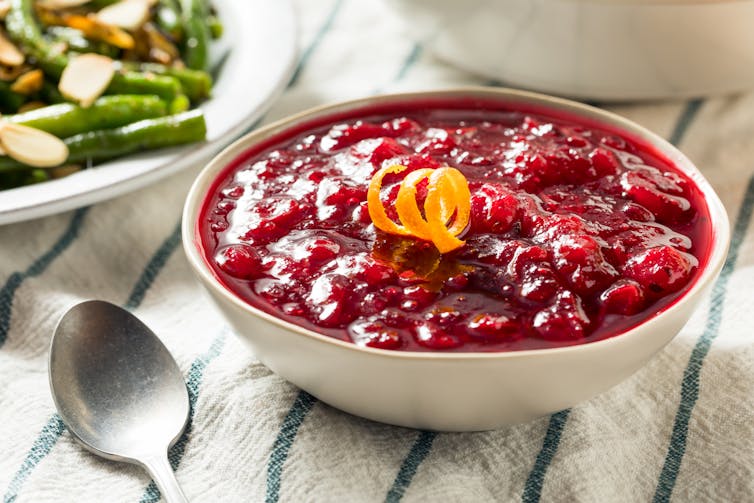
469,183 -> 518,233
589,147 -> 621,176
320,121 -> 395,151
301,238 -> 339,264
306,274 -> 354,326
359,260 -> 395,285
531,291 -> 590,341
506,245 -> 549,279
519,265 -> 561,302
601,280 -> 645,315
359,292 -> 388,314
215,244 -> 263,280
414,324 -> 461,350
243,198 -> 310,242
354,137 -> 407,167
424,306 -> 464,328
620,169 -> 692,224
622,246 -> 696,295
214,200 -> 236,215
550,235 -> 618,296
384,117 -> 421,136
221,185 -> 244,199
210,220 -> 228,232
348,319 -> 403,350
467,313 -> 517,341
417,128 -> 457,155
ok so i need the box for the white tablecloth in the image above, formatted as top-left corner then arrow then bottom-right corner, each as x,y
2,1 -> 754,501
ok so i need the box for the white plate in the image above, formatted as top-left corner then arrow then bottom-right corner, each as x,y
0,0 -> 297,225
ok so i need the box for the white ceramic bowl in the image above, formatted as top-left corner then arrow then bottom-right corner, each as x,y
182,88 -> 729,431
386,0 -> 754,100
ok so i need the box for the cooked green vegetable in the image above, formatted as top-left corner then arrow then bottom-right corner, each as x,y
156,0 -> 184,41
127,63 -> 212,102
0,81 -> 26,113
6,0 -> 182,100
0,0 -> 222,189
6,95 -> 168,137
37,80 -> 67,104
106,72 -> 182,101
208,15 -> 223,39
180,0 -> 210,71
65,110 -> 207,164
0,110 -> 207,172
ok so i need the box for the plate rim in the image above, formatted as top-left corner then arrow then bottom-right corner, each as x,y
0,0 -> 297,225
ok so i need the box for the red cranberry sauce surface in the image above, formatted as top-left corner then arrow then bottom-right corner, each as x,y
200,105 -> 711,352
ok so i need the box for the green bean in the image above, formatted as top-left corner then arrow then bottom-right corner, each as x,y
88,0 -> 121,8
6,95 -> 168,137
37,80 -> 67,104
6,0 -> 182,99
107,72 -> 182,101
0,169 -> 49,188
0,80 -> 26,113
129,63 -> 212,101
207,16 -> 223,39
0,110 -> 206,172
169,94 -> 190,114
66,110 -> 207,164
179,0 -> 210,71
156,0 -> 183,41
5,0 -> 68,77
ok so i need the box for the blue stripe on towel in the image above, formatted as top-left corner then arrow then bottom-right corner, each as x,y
125,222 -> 182,310
2,215 -> 184,502
139,334 -> 227,503
287,0 -> 344,88
393,44 -> 422,83
668,99 -> 703,148
3,415 -> 66,503
265,391 -> 317,503
521,410 -> 571,503
653,174 -> 754,502
384,431 -> 437,503
0,207 -> 89,347
517,98 -> 707,503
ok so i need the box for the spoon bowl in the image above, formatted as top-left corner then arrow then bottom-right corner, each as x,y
50,300 -> 190,502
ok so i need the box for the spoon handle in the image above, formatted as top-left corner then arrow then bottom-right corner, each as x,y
142,454 -> 189,503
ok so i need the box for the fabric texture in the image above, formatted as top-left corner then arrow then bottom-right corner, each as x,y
2,1 -> 754,501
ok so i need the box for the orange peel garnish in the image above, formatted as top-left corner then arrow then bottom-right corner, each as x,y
367,164 -> 471,253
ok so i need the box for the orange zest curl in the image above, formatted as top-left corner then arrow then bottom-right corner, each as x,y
367,164 -> 471,253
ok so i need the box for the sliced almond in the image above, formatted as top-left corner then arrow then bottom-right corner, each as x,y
36,0 -> 91,9
0,30 -> 24,67
0,0 -> 10,20
0,123 -> 68,168
0,144 -> 6,156
96,0 -> 150,31
59,53 -> 115,107
10,69 -> 44,95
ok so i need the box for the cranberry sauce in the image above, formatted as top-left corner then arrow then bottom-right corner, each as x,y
200,103 -> 711,352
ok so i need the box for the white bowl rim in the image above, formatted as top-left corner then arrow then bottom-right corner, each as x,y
182,86 -> 730,362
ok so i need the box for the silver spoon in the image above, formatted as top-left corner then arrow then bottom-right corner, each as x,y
49,300 -> 190,503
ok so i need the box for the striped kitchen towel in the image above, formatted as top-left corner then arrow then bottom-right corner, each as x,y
2,1 -> 754,501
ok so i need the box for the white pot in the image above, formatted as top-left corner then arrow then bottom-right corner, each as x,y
386,0 -> 754,100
